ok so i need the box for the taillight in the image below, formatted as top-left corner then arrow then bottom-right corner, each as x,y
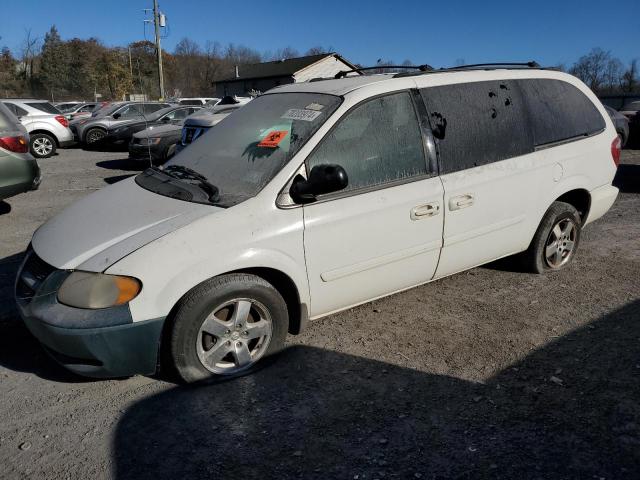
611,136 -> 622,167
0,136 -> 29,153
55,115 -> 69,127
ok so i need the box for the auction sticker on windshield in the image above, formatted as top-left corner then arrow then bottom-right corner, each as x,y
258,130 -> 289,148
281,108 -> 322,122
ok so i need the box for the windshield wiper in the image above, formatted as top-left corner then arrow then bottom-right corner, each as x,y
152,165 -> 220,203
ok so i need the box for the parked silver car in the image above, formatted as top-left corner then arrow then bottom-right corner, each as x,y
0,102 -> 40,201
1,99 -> 74,158
70,102 -> 173,145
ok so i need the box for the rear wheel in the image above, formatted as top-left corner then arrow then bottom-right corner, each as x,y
523,201 -> 581,273
30,133 -> 56,158
164,273 -> 289,383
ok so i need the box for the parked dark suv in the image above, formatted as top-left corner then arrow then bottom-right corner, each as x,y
69,102 -> 173,145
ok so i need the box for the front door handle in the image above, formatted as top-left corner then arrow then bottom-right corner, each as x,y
411,202 -> 440,220
449,194 -> 474,211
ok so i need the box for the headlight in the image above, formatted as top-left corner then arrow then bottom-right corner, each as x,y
140,137 -> 162,146
58,272 -> 142,309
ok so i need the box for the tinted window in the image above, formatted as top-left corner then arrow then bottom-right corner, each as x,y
4,103 -> 28,117
179,100 -> 203,105
143,103 -> 170,114
517,79 -> 605,146
307,92 -> 427,193
164,108 -> 190,120
26,102 -> 60,114
420,81 -> 533,174
116,105 -> 144,119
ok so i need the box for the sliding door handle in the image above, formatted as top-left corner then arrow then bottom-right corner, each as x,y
449,194 -> 474,211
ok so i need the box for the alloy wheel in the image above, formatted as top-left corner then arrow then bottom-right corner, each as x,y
195,298 -> 273,375
33,137 -> 53,156
544,218 -> 577,269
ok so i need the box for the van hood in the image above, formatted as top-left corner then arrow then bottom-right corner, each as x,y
32,177 -> 217,271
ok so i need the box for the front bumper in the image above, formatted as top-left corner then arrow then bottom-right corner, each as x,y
15,251 -> 165,378
128,142 -> 162,161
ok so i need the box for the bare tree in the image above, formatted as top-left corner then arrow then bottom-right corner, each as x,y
570,48 -> 623,93
19,29 -> 40,86
305,46 -> 333,55
621,59 -> 638,93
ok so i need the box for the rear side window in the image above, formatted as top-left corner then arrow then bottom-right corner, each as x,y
517,79 -> 605,147
26,102 -> 60,114
420,81 -> 533,174
4,103 -> 28,117
179,100 -> 203,105
307,91 -> 427,193
143,103 -> 171,114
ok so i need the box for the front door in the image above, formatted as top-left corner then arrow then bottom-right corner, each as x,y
301,91 -> 445,318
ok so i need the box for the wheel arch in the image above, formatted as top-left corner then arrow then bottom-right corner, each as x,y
554,188 -> 591,222
30,129 -> 59,146
83,125 -> 107,143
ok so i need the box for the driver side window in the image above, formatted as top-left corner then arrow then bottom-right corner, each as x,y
117,105 -> 144,119
306,92 -> 427,193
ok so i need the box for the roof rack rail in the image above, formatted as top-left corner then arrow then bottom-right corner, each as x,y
443,61 -> 541,70
334,64 -> 433,79
392,61 -> 542,78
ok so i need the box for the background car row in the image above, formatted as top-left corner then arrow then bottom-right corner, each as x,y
1,92 -> 637,164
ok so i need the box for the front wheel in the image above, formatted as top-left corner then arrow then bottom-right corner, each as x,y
85,128 -> 106,144
30,133 -> 56,158
523,201 -> 582,274
164,273 -> 289,383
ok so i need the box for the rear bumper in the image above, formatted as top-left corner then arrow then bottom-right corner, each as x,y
585,184 -> 619,226
59,139 -> 76,148
0,158 -> 40,200
15,252 -> 165,378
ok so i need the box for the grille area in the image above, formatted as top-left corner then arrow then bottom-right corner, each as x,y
16,251 -> 56,302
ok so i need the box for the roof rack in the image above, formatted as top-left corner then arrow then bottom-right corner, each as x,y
393,61 -> 542,78
334,64 -> 434,79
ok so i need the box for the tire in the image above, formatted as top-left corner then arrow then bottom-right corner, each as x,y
164,273 -> 289,383
164,143 -> 177,162
85,128 -> 106,144
30,133 -> 56,158
522,201 -> 582,274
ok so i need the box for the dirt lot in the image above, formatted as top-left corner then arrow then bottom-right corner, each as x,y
0,147 -> 639,479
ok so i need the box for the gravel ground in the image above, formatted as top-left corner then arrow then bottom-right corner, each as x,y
0,147 -> 639,479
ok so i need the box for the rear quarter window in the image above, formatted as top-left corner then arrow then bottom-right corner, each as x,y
516,79 -> 605,147
26,102 -> 60,114
420,80 -> 533,174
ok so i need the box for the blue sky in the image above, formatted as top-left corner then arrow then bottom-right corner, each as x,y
1,0 -> 638,68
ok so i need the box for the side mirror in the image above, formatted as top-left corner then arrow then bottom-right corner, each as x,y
290,164 -> 348,204
161,116 -> 171,123
112,112 -> 121,119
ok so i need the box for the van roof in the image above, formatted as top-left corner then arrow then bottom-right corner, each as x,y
269,68 -> 575,97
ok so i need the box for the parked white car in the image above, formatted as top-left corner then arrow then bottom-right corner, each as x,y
16,67 -> 619,381
1,99 -> 74,158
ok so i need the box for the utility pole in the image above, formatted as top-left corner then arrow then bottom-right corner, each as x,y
128,46 -> 133,80
153,0 -> 165,100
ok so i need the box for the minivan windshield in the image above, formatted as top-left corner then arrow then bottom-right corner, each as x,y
136,92 -> 342,207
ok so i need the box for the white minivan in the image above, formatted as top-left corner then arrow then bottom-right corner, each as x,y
15,66 -> 620,381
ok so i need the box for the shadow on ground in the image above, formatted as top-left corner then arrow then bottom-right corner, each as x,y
104,174 -> 136,185
614,163 -> 640,194
0,252 -> 92,383
114,300 -> 640,479
0,200 -> 11,215
96,159 -> 144,172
